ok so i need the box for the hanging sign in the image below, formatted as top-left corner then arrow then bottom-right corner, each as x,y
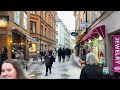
71,32 -> 78,37
112,35 -> 120,73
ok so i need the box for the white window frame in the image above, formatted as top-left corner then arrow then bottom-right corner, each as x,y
23,12 -> 27,30
14,11 -> 20,25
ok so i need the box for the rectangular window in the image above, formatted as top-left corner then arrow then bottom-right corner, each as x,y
56,23 -> 58,27
14,11 -> 20,25
56,39 -> 58,43
30,21 -> 36,33
45,28 -> 46,37
23,12 -> 27,30
45,12 -> 47,21
30,11 -> 36,14
40,11 -> 43,18
56,31 -> 58,35
54,35 -> 55,41
41,25 -> 43,35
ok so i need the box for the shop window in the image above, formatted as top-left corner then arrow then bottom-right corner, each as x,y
29,44 -> 36,52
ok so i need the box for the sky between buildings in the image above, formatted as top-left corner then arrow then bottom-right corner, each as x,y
57,11 -> 75,32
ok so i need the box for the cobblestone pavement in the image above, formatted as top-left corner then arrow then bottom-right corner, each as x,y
27,55 -> 81,79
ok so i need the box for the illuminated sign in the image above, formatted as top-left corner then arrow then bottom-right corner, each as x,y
0,16 -> 9,27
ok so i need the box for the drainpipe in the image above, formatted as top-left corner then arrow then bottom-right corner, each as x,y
85,11 -> 88,34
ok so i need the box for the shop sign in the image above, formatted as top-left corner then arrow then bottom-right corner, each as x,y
112,35 -> 120,73
80,22 -> 89,28
71,32 -> 78,37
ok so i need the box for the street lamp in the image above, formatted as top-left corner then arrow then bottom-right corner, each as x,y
40,11 -> 42,52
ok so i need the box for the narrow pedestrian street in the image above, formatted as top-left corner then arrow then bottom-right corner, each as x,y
27,55 -> 81,79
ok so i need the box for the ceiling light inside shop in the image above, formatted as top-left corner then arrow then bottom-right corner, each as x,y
0,18 -> 8,27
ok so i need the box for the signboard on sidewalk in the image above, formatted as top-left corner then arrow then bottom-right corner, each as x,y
112,35 -> 120,73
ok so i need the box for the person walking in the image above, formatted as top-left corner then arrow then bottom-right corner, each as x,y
39,50 -> 43,62
80,52 -> 103,79
61,47 -> 66,62
44,51 -> 52,76
65,48 -> 71,61
58,47 -> 62,62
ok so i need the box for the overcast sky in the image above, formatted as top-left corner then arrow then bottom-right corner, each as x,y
57,11 -> 75,32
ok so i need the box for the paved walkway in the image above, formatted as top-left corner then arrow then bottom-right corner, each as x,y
27,54 -> 81,79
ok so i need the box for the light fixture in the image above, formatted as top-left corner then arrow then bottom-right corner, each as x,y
0,17 -> 8,27
9,40 -> 12,43
88,39 -> 91,43
99,36 -> 102,40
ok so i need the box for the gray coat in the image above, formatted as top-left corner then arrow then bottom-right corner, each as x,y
44,55 -> 51,66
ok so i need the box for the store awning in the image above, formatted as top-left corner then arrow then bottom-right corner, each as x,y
12,28 -> 38,43
80,25 -> 105,42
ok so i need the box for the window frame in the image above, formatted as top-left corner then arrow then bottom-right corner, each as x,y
23,11 -> 27,30
30,21 -> 36,33
14,11 -> 20,25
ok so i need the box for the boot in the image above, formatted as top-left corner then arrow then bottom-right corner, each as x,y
50,70 -> 51,74
45,72 -> 48,76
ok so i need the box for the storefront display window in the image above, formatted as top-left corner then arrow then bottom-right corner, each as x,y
98,40 -> 106,66
29,44 -> 36,52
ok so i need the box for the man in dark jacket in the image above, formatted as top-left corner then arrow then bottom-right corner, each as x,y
65,48 -> 71,61
61,48 -> 66,62
40,50 -> 43,62
58,47 -> 62,62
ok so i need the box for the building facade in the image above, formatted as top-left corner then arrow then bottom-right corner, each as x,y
0,11 -> 57,60
74,11 -> 120,75
0,11 -> 37,59
30,11 -> 57,55
56,16 -> 71,50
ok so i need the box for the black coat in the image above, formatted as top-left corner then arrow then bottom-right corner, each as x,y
61,49 -> 66,59
1,51 -> 8,63
58,48 -> 62,56
80,64 -> 103,79
65,48 -> 71,55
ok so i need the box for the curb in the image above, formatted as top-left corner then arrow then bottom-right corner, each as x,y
72,53 -> 81,68
27,62 -> 33,67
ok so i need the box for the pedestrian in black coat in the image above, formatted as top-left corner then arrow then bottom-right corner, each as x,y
80,52 -> 103,79
44,52 -> 52,76
61,48 -> 66,62
65,48 -> 71,61
58,47 -> 62,62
